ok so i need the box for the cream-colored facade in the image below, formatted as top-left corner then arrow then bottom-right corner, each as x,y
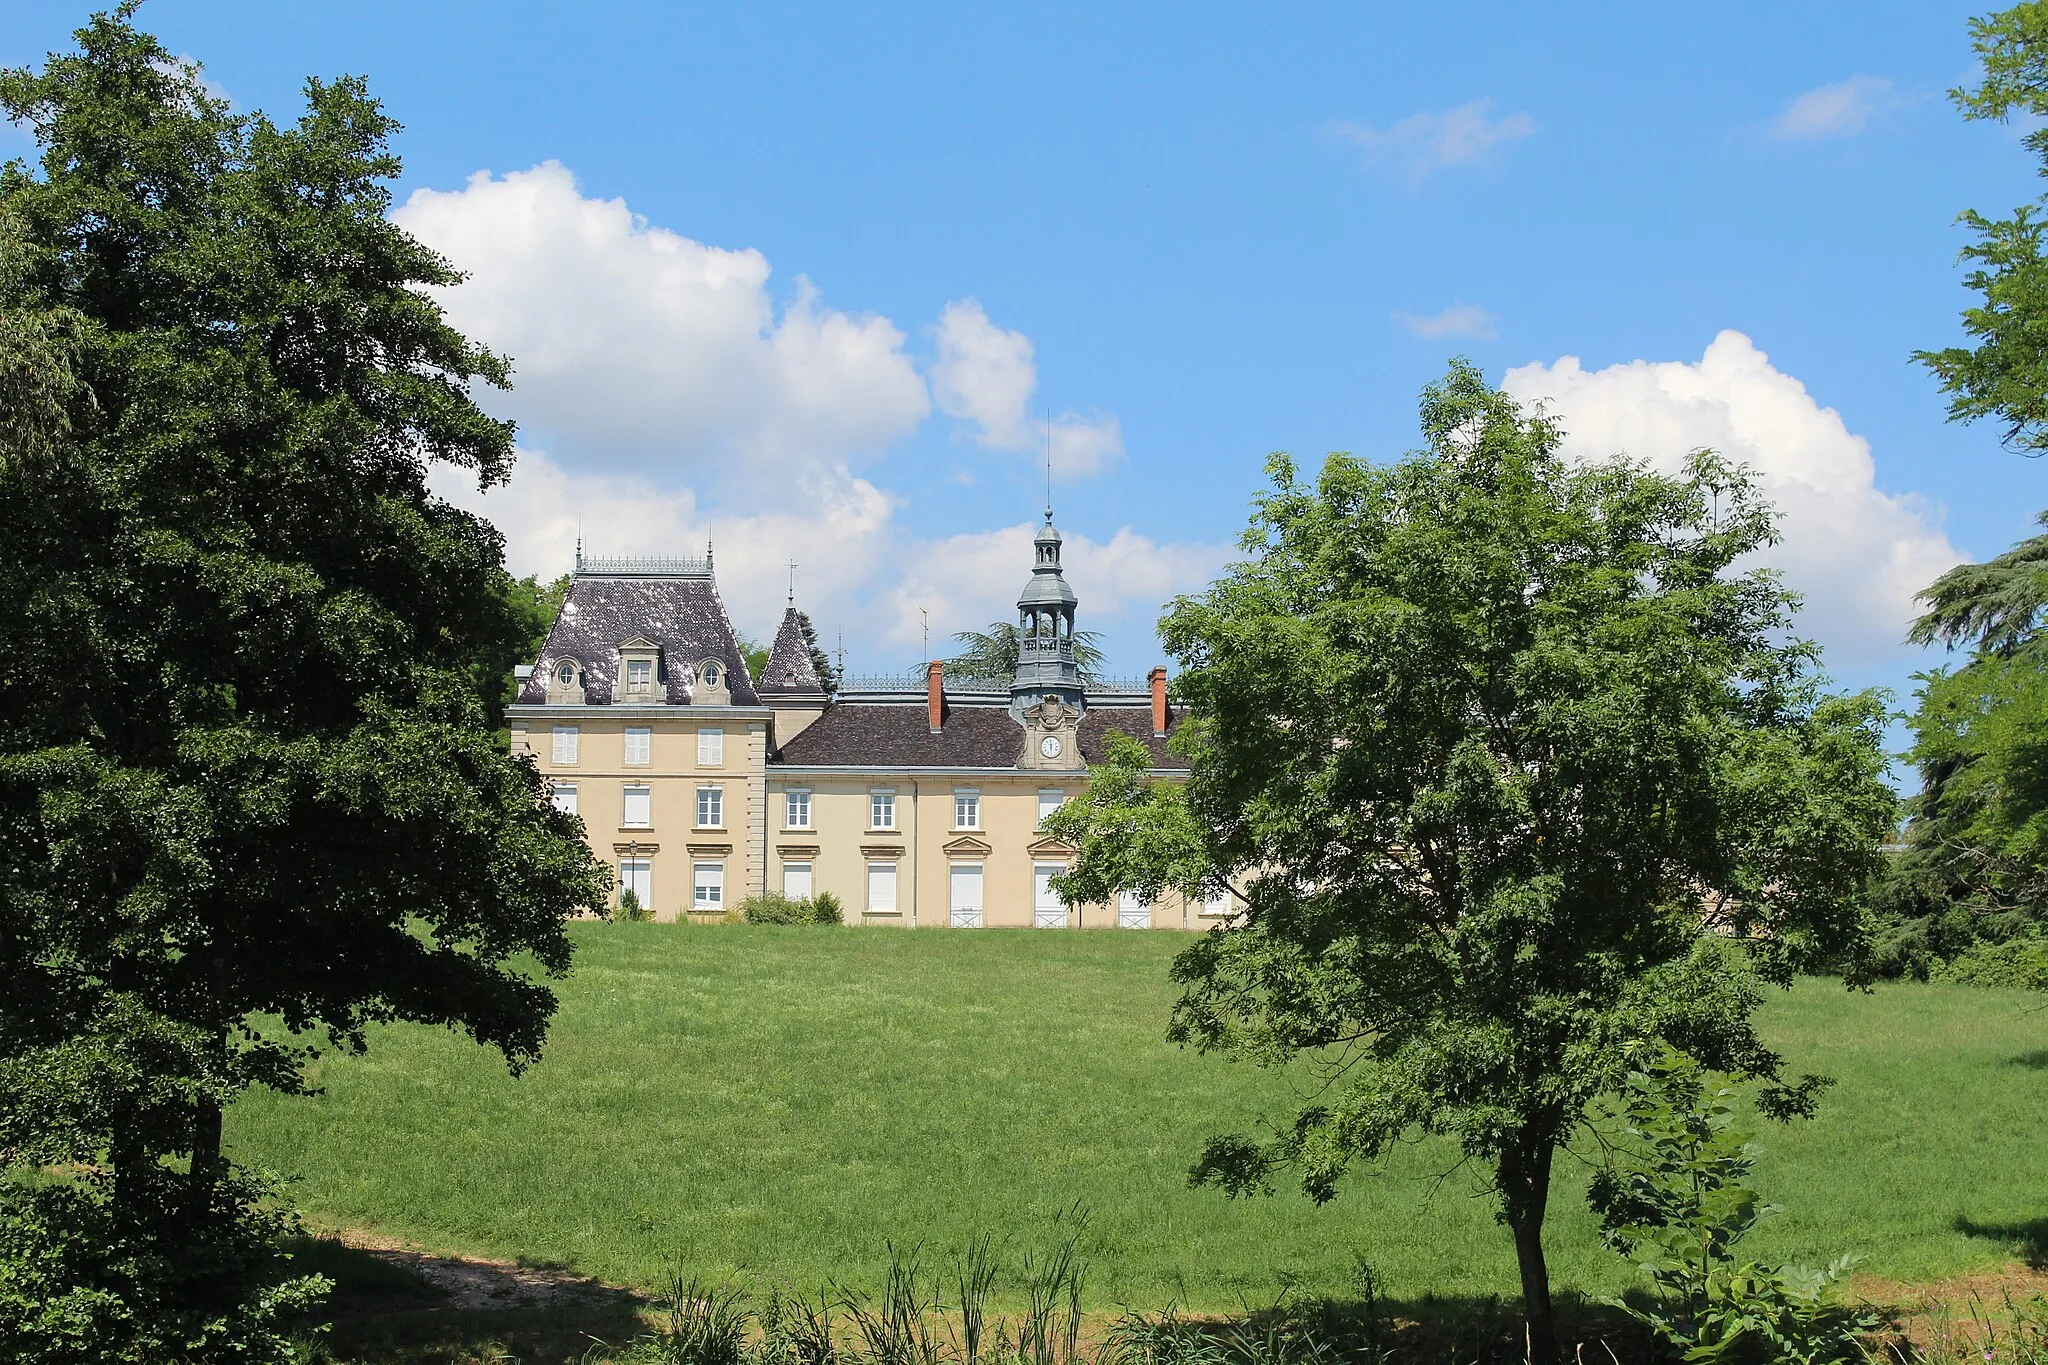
509,528 -> 1211,929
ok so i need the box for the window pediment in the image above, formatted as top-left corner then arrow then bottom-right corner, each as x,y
942,834 -> 993,857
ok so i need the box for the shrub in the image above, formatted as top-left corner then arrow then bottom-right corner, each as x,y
1589,1046 -> 1874,1365
619,887 -> 652,922
1934,934 -> 2048,990
742,893 -> 809,925
809,891 -> 844,925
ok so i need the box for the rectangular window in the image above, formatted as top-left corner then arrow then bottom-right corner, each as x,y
785,789 -> 811,829
696,785 -> 723,828
1118,889 -> 1150,930
870,790 -> 896,830
949,864 -> 984,929
693,862 -> 724,910
866,862 -> 898,914
697,727 -> 724,766
1034,864 -> 1066,929
550,782 -> 578,816
624,727 -> 652,766
625,658 -> 654,695
552,725 -> 580,765
953,789 -> 980,830
1037,788 -> 1065,826
1201,888 -> 1232,918
622,784 -> 651,828
783,862 -> 813,900
618,857 -> 651,909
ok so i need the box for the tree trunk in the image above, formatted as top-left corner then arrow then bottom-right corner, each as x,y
1499,1123 -> 1560,1365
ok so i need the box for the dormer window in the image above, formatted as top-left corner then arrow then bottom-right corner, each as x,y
545,657 -> 585,705
615,636 -> 661,704
555,660 -> 577,685
702,661 -> 720,687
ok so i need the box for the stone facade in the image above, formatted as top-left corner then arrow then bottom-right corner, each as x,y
508,523 -> 1215,929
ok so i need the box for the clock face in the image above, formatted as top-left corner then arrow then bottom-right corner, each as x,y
1040,735 -> 1063,758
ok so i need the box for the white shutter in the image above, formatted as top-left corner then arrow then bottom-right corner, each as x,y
1037,789 -> 1064,825
693,862 -> 724,908
550,783 -> 578,816
553,725 -> 579,764
698,728 -> 724,765
624,727 -> 651,765
1118,890 -> 1149,929
783,863 -> 813,899
867,862 -> 898,913
1034,865 -> 1065,929
949,864 -> 983,928
622,785 -> 651,827
619,857 -> 651,905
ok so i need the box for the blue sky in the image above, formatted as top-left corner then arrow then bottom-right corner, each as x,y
4,2 -> 2041,712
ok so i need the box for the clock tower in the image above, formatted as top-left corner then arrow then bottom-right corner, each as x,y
1010,510 -> 1086,770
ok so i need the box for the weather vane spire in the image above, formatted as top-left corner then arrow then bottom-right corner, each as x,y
787,558 -> 798,606
1044,406 -> 1053,521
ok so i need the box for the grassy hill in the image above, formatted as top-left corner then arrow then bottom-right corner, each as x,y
227,923 -> 2048,1310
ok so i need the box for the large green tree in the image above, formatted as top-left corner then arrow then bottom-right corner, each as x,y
1046,363 -> 1894,1362
0,12 -> 606,1359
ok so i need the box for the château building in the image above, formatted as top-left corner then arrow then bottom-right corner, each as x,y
509,514 -> 1221,928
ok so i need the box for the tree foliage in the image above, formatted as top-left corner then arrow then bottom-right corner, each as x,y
796,610 -> 839,697
1045,362 -> 1894,1362
1914,1 -> 2048,455
0,11 -> 607,1358
947,620 -> 1107,685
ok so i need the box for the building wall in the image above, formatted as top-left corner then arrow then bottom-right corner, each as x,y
510,705 -> 1218,930
768,772 -> 1215,930
512,707 -> 770,922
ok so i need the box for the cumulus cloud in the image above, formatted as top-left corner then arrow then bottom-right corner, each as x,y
1771,75 -> 1896,140
392,162 -> 930,474
1394,302 -> 1500,340
1332,99 -> 1536,180
930,298 -> 1123,478
1501,331 -> 1962,667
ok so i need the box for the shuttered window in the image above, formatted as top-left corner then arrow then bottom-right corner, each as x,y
622,785 -> 651,828
950,864 -> 984,928
697,728 -> 724,766
1118,890 -> 1150,930
867,862 -> 898,914
624,727 -> 651,766
552,725 -> 579,764
1034,865 -> 1066,929
550,783 -> 578,816
693,862 -> 724,909
783,862 -> 813,900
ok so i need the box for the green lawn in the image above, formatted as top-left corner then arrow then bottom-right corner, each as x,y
228,923 -> 2048,1311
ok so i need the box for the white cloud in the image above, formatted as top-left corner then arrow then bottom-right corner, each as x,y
930,298 -> 1123,478
1394,302 -> 1500,341
1502,330 -> 1962,667
888,522 -> 1230,662
392,162 -> 930,474
1332,100 -> 1536,179
1771,75 -> 1895,140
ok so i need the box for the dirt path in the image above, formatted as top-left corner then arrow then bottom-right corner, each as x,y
329,1229 -> 646,1314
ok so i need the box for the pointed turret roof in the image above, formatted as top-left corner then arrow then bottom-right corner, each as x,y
758,606 -> 825,695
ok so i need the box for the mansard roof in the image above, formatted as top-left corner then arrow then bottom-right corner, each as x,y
518,569 -> 760,706
758,607 -> 825,696
771,699 -> 1187,770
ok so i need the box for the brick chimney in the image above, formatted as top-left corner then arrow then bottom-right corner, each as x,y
928,660 -> 945,733
1149,666 -> 1169,737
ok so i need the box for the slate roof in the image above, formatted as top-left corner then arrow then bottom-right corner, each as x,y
758,607 -> 825,695
772,699 -> 1188,770
518,574 -> 760,706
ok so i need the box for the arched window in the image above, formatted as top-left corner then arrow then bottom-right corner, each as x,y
555,659 -> 577,684
702,660 -> 721,687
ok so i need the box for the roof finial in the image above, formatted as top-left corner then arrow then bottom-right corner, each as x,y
706,524 -> 714,572
787,558 -> 798,606
1044,406 -> 1054,522
575,534 -> 583,572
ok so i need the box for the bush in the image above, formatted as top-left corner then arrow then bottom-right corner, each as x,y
619,887 -> 652,922
1933,934 -> 2048,990
742,893 -> 809,925
740,892 -> 845,925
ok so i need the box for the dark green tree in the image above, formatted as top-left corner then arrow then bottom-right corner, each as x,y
0,13 -> 607,1360
796,609 -> 839,697
1045,363 -> 1894,1363
1915,1 -> 2048,453
946,620 -> 1107,685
